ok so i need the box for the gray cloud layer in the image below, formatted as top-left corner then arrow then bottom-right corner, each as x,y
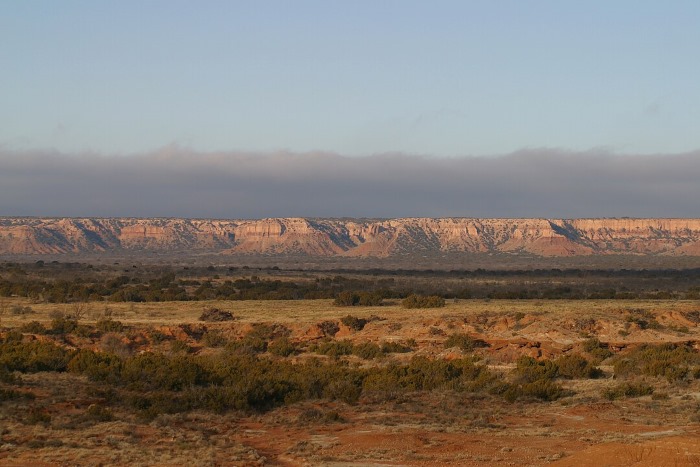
1,147 -> 700,218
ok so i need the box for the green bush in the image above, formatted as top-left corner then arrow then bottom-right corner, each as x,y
555,354 -> 602,379
11,305 -> 34,315
50,316 -> 78,335
444,333 -> 478,352
314,340 -> 354,358
334,291 -> 383,307
401,294 -> 445,309
318,321 -> 340,337
603,382 -> 654,400
0,364 -> 19,384
512,356 -> 559,383
170,340 -> 191,354
202,330 -> 228,348
19,321 -> 46,334
120,353 -> 209,391
3,330 -> 23,343
611,343 -> 700,383
268,337 -> 298,357
96,319 -> 125,333
381,340 -> 415,354
352,342 -> 382,360
0,341 -> 74,373
148,329 -> 169,344
582,338 -> 613,362
84,404 -> 115,422
340,315 -> 367,331
503,379 -> 568,402
68,349 -> 123,382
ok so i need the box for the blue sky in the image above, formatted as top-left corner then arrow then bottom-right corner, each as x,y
2,1 -> 699,156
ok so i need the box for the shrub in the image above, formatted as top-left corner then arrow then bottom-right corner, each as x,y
512,356 -> 559,383
0,387 -> 26,402
120,353 -> 208,391
401,294 -> 445,309
3,330 -> 23,343
50,316 -> 78,335
96,319 -> 125,333
603,382 -> 654,400
318,320 -> 340,337
555,354 -> 602,379
226,336 -> 268,355
314,340 -> 354,358
19,321 -> 46,334
504,379 -> 568,402
611,343 -> 700,383
444,333 -> 478,352
68,349 -> 123,382
11,305 -> 34,315
247,323 -> 289,341
340,315 -> 368,331
0,341 -> 73,372
100,333 -> 133,357
26,407 -> 51,425
84,404 -> 115,422
199,308 -> 234,322
148,329 -> 169,344
268,337 -> 298,357
334,291 -> 383,307
352,342 -> 382,360
0,364 -> 18,384
582,338 -> 613,362
381,340 -> 416,354
202,330 -> 228,348
170,340 -> 191,354
73,324 -> 94,338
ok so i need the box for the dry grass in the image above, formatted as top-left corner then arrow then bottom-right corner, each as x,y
2,297 -> 699,324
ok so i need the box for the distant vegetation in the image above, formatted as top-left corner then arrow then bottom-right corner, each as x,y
3,261 -> 700,304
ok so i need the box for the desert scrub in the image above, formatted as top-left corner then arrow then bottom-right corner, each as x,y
555,354 -> 603,379
503,379 -> 570,402
49,316 -> 79,335
611,343 -> 700,383
68,349 -> 123,383
334,291 -> 383,307
513,355 -> 601,383
340,315 -> 368,331
352,342 -> 382,360
317,320 -> 340,337
624,308 -> 662,330
313,339 -> 354,358
199,307 -> 234,322
201,329 -> 228,348
603,382 -> 654,400
19,320 -> 46,334
401,294 -> 445,309
268,337 -> 299,357
582,338 -> 613,363
0,340 -> 74,372
381,340 -> 416,354
96,318 -> 125,333
444,333 -> 480,352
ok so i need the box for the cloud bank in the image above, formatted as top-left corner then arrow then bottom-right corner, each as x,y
1,147 -> 699,218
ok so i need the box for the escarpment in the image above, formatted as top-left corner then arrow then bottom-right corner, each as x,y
3,217 -> 700,257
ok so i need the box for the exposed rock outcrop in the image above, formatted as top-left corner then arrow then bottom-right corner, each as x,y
3,217 -> 700,257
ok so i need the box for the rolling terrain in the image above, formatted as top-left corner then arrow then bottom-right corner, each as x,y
3,217 -> 700,258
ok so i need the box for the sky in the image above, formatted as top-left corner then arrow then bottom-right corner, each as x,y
1,1 -> 700,217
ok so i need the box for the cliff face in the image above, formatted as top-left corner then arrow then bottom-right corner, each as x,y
2,217 -> 700,257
